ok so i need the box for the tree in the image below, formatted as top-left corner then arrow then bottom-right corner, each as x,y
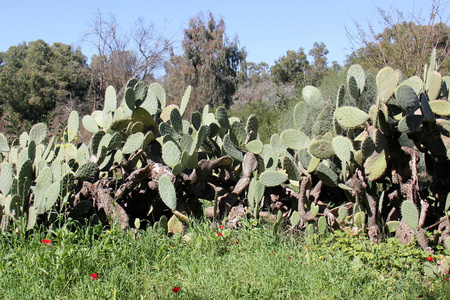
0,40 -> 90,123
346,2 -> 450,77
270,48 -> 309,86
85,11 -> 173,103
164,12 -> 246,114
306,42 -> 330,86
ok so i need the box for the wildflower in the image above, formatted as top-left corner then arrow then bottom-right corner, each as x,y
217,232 -> 223,237
427,256 -> 434,262
90,273 -> 98,280
41,239 -> 52,245
234,240 -> 240,244
288,257 -> 292,260
219,225 -> 224,229
172,286 -> 180,293
446,278 -> 449,282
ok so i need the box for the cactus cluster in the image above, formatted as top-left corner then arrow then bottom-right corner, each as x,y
1,49 -> 450,251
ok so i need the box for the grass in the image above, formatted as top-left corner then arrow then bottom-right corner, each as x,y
0,218 -> 449,299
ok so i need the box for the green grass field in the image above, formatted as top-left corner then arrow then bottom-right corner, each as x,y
0,219 -> 449,299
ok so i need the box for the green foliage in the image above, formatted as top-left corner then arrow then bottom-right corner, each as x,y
0,40 -> 90,122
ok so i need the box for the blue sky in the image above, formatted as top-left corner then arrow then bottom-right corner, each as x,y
0,0 -> 441,68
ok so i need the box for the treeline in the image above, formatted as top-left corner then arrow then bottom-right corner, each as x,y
0,7 -> 449,136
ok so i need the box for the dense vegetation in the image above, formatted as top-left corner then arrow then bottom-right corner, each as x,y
1,4 -> 450,298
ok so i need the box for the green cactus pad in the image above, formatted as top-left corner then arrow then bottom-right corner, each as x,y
302,86 -> 322,106
398,115 -> 424,134
107,132 -> 124,151
293,102 -> 308,130
307,156 -> 321,173
282,155 -> 301,181
90,130 -> 105,157
29,123 -> 47,145
426,71 -> 442,101
170,108 -> 183,134
67,111 -> 79,143
215,106 -> 230,129
290,211 -> 301,227
149,82 -> 166,108
334,106 -> 369,128
338,206 -> 348,222
18,159 -> 33,198
310,203 -> 319,217
332,136 -> 353,163
133,81 -> 147,106
385,221 -> 400,233
191,112 -> 202,130
429,100 -> 450,116
122,132 -> 145,154
162,141 -> 181,168
82,115 -> 99,133
401,200 -> 419,230
354,211 -> 366,228
0,162 -> 14,194
223,134 -> 244,161
126,78 -> 138,88
316,162 -> 338,187
376,67 -> 399,103
247,178 -> 264,209
104,86 -> 117,113
364,150 -> 387,181
245,114 -> 258,139
131,107 -> 155,127
180,85 -> 191,116
347,64 -> 365,100
230,121 -> 247,149
245,139 -> 263,154
308,140 -> 335,160
124,87 -> 136,110
361,136 -> 376,159
75,161 -> 99,181
0,133 -> 10,152
140,89 -> 159,115
398,76 -> 423,95
179,135 -> 194,155
194,125 -> 209,152
42,181 -> 60,214
158,175 -> 177,211
19,132 -> 28,148
259,170 -> 288,187
396,85 -> 420,115
318,216 -> 327,234
420,93 -> 435,122
280,129 -> 310,150
35,167 -> 52,208
160,104 -> 179,123
159,122 -> 180,141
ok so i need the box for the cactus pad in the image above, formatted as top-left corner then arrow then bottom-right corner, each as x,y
158,175 -> 177,211
364,150 -> 387,181
122,132 -> 145,154
0,133 -> 10,152
75,162 -> 99,181
334,106 -> 369,128
376,67 -> 399,103
401,200 -> 419,230
280,129 -> 310,150
259,170 -> 288,187
332,136 -> 353,163
162,141 -> 181,168
180,85 -> 191,116
104,86 -> 117,113
396,85 -> 420,115
429,100 -> 450,116
29,123 -> 47,145
308,139 -> 334,159
215,106 -> 230,129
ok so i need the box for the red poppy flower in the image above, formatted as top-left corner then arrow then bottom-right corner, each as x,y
172,286 -> 180,292
446,278 -> 449,282
217,232 -> 223,237
427,256 -> 434,262
219,225 -> 224,229
234,240 -> 240,244
41,239 -> 52,245
90,273 -> 98,280
288,257 -> 292,260
448,269 -> 450,274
